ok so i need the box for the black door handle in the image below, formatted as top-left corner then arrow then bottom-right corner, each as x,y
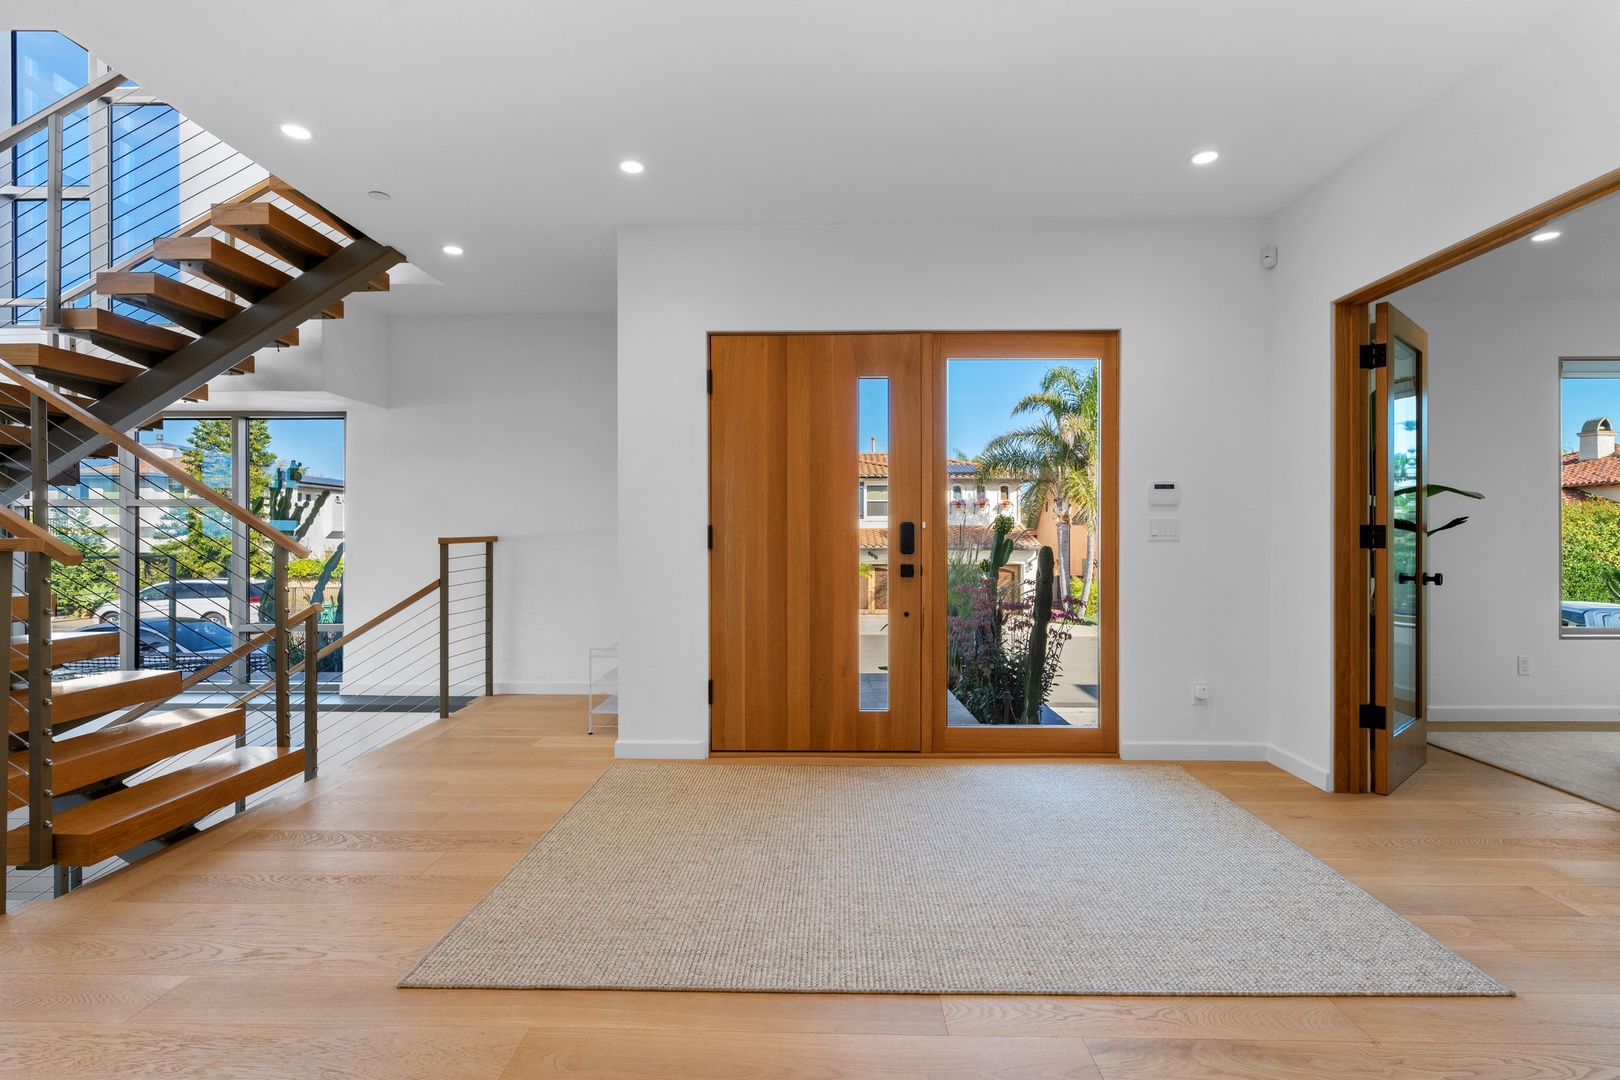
899,522 -> 915,555
1423,572 -> 1443,586
1398,573 -> 1415,585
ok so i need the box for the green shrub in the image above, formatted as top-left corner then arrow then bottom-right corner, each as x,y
1562,498 -> 1620,601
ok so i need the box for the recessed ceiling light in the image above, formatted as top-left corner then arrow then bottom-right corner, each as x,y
442,245 -> 464,256
280,123 -> 312,140
1190,149 -> 1220,166
1530,230 -> 1562,242
620,160 -> 645,174
367,190 -> 391,201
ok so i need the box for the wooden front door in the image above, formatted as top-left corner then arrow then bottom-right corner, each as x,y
709,333 -> 927,751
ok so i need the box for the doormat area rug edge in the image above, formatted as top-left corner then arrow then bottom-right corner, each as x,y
400,762 -> 1507,996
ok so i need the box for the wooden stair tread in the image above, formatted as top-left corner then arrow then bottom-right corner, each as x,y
153,236 -> 345,318
8,668 -> 183,733
27,745 -> 304,866
0,381 -> 98,416
96,272 -> 299,348
0,423 -> 27,447
211,202 -> 339,272
6,706 -> 244,802
10,593 -> 49,621
0,341 -> 143,395
59,308 -> 193,368
9,630 -> 119,672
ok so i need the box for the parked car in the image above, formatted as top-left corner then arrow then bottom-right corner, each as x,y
95,578 -> 269,626
1560,601 -> 1620,629
59,618 -> 272,678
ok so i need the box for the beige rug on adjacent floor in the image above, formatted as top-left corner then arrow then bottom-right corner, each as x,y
1431,729 -> 1620,811
400,763 -> 1506,995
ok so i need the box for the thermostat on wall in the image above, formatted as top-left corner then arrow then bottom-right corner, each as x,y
1148,481 -> 1180,508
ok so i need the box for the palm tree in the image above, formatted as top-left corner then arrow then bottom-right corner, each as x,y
976,366 -> 1100,606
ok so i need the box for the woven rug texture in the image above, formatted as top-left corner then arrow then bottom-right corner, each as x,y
1431,729 -> 1620,812
400,762 -> 1506,995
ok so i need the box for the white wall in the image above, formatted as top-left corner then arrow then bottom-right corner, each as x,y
1389,296 -> 1620,721
1265,0 -> 1620,785
345,313 -> 618,695
618,220 -> 1273,760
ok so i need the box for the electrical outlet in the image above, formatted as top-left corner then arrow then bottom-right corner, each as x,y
1193,681 -> 1210,703
1516,655 -> 1531,677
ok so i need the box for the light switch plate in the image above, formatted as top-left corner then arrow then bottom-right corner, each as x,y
1148,517 -> 1180,541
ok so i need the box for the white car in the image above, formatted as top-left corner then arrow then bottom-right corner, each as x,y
96,578 -> 268,626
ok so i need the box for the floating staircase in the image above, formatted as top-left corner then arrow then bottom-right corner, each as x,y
3,156 -> 402,898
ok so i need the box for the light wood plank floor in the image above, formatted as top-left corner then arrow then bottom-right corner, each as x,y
4,695 -> 1619,1079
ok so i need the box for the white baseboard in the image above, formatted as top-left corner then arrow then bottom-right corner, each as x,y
494,681 -> 589,695
1265,744 -> 1331,791
1118,740 -> 1267,762
613,739 -> 709,760
1430,705 -> 1620,723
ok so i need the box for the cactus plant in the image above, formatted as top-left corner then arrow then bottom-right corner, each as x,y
1022,546 -> 1054,724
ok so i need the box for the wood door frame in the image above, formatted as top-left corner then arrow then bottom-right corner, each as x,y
1330,167 -> 1620,792
926,331 -> 1120,755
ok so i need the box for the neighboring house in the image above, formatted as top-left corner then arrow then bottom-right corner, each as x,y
857,452 -> 1041,610
294,474 -> 346,546
1562,417 -> 1620,503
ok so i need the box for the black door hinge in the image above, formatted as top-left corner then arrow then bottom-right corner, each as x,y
707,524 -> 713,549
1359,343 -> 1387,369
708,679 -> 714,705
1359,703 -> 1387,730
707,369 -> 713,394
1359,523 -> 1386,550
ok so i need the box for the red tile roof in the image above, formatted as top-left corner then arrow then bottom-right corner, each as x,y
859,452 -> 1003,479
1562,450 -> 1620,493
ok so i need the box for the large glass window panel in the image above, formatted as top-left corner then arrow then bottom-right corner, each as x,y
945,358 -> 1100,728
12,31 -> 90,186
1559,358 -> 1620,636
111,104 -> 180,261
11,198 -> 90,324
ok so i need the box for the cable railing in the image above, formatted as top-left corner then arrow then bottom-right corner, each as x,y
1,388 -> 497,907
0,66 -> 282,327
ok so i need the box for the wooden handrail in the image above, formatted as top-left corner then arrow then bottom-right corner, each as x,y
0,71 -> 129,155
0,504 -> 83,566
0,359 -> 311,558
438,536 -> 498,545
181,602 -> 321,690
234,580 -> 439,705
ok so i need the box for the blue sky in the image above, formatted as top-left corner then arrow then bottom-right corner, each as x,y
140,418 -> 346,481
859,359 -> 1098,457
1561,378 -> 1620,453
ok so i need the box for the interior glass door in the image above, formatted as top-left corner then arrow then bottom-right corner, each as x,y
1372,303 -> 1432,793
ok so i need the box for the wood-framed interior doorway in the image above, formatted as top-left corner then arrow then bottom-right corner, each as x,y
1331,166 -> 1620,793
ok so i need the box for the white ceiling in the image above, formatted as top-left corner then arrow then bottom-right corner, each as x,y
21,0 -> 1575,315
1397,188 -> 1620,302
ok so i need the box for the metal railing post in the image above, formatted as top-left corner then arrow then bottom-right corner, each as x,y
26,396 -> 54,875
438,542 -> 450,718
484,541 -> 494,698
272,544 -> 290,747
43,113 -> 63,330
303,605 -> 319,779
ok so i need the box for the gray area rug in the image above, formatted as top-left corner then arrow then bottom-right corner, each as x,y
1431,729 -> 1620,811
400,763 -> 1506,995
